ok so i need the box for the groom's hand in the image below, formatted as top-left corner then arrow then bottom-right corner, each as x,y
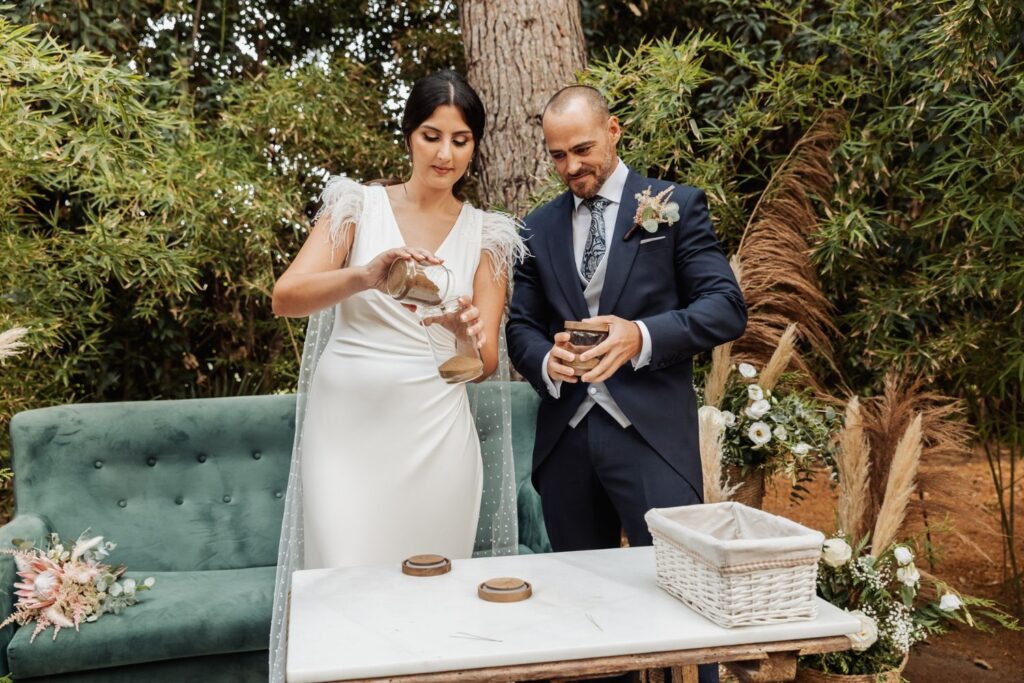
579,315 -> 642,383
546,332 -> 578,384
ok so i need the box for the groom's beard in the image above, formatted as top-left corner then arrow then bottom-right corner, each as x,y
565,150 -> 615,199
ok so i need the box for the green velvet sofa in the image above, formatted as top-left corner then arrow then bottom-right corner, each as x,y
0,382 -> 549,681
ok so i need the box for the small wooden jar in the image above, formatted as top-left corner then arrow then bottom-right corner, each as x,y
477,577 -> 532,603
564,321 -> 610,376
401,554 -> 452,577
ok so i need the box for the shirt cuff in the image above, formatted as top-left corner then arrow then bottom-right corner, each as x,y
541,350 -> 562,398
631,321 -> 652,370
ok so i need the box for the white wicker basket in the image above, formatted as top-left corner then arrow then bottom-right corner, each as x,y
645,502 -> 824,628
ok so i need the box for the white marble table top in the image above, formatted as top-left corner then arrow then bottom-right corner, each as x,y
287,546 -> 859,683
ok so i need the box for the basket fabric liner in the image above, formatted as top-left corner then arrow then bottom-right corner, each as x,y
645,502 -> 825,569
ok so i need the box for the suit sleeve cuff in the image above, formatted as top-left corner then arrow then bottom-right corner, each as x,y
631,320 -> 653,370
541,350 -> 562,398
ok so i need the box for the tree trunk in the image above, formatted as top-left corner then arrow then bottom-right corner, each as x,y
459,0 -> 586,215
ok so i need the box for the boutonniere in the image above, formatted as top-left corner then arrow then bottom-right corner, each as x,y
623,186 -> 680,241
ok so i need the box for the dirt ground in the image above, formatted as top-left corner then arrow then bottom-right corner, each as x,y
760,450 -> 1024,682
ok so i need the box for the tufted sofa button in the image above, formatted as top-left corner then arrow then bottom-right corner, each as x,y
147,457 -> 157,467
274,491 -> 283,499
174,496 -> 184,505
252,451 -> 262,460
223,495 -> 232,503
197,453 -> 207,463
118,500 -> 127,508
94,460 -> 103,469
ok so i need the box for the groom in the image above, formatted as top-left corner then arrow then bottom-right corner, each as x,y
508,84 -> 746,546
507,86 -> 745,676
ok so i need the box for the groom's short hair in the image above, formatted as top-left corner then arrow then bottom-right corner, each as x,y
543,85 -> 610,122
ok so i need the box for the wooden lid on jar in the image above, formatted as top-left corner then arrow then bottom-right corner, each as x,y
477,576 -> 532,602
563,320 -> 610,333
401,554 -> 451,577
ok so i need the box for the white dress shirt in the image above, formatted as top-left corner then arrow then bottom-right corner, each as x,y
541,160 -> 653,428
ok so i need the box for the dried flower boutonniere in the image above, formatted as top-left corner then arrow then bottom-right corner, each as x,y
623,186 -> 680,241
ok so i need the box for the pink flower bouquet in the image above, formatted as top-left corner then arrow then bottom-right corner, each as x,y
1,532 -> 154,641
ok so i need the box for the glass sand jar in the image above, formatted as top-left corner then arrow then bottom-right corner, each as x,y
385,259 -> 452,307
563,320 -> 610,376
420,297 -> 485,384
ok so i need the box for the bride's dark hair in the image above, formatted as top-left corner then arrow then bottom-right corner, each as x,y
401,70 -> 485,194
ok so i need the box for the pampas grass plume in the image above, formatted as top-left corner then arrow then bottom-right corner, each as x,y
871,414 -> 923,556
0,327 -> 28,361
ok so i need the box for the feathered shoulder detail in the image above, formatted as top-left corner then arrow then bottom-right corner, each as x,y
314,175 -> 364,254
479,209 -> 527,281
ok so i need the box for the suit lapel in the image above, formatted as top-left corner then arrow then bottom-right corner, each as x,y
598,169 -> 644,315
546,191 -> 590,320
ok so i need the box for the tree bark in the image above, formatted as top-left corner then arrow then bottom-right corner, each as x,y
459,0 -> 586,215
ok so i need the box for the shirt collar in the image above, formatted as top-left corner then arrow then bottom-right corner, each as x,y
573,158 -> 629,211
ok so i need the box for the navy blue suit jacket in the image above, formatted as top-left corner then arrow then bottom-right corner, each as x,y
506,169 -> 747,495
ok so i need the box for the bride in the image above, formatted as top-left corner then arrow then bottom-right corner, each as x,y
266,70 -> 524,681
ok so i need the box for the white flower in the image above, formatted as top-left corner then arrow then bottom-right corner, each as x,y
747,384 -> 764,401
896,563 -> 920,587
822,538 -> 853,567
738,363 -> 757,378
848,610 -> 879,651
721,411 -> 736,427
773,425 -> 788,441
893,545 -> 914,566
34,570 -> 59,599
748,421 -> 772,446
745,399 -> 771,419
792,442 -> 811,456
939,593 -> 963,612
143,577 -> 156,589
123,578 -> 136,596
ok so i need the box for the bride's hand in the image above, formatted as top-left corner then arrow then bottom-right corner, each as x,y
421,297 -> 485,347
460,297 -> 485,348
362,247 -> 443,294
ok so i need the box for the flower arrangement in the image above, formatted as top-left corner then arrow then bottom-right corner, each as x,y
623,186 -> 679,241
800,396 -> 1017,677
1,531 -> 155,642
806,534 -> 1009,676
699,324 -> 838,491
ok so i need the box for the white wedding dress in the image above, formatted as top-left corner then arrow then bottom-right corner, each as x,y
269,177 -> 525,682
301,183 -> 487,567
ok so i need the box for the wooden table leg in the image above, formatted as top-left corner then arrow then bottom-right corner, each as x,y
724,651 -> 798,682
671,664 -> 699,683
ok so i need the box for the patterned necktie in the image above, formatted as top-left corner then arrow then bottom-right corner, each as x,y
580,196 -> 611,282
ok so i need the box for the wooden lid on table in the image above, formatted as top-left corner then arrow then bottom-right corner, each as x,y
563,320 -> 610,333
401,554 -> 451,577
478,576 -> 532,602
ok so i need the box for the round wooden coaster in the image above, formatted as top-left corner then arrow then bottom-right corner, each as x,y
477,576 -> 532,602
401,554 -> 451,577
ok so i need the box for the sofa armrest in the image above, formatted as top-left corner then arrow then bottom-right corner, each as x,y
0,513 -> 50,675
